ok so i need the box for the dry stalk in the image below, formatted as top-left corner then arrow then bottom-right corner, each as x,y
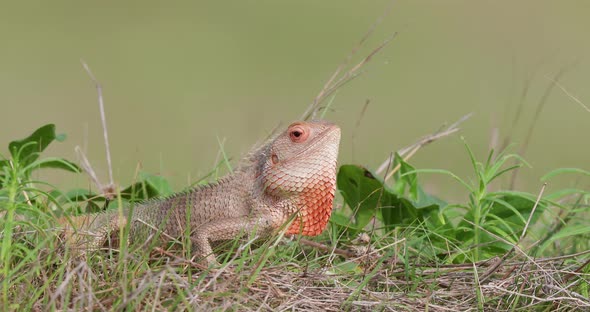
300,1 -> 397,121
375,113 -> 472,181
77,61 -> 116,200
545,75 -> 590,113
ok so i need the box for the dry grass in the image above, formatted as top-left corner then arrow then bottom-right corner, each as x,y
42,249 -> 590,311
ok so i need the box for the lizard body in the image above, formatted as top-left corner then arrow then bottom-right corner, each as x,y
59,120 -> 340,264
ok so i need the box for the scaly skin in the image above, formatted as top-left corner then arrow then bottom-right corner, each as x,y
59,120 -> 341,264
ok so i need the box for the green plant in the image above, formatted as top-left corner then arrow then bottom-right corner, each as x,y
335,139 -> 550,263
0,124 -> 80,309
334,153 -> 445,236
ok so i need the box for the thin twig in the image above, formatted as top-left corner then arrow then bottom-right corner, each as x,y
375,113 -> 472,180
499,55 -> 558,152
301,1 -> 397,120
520,183 -> 546,241
81,60 -> 114,189
75,146 -> 104,193
297,238 -> 357,259
311,34 -> 397,121
153,247 -> 207,270
545,75 -> 590,113
521,68 -> 567,153
500,69 -> 536,152
351,99 -> 371,163
565,257 -> 590,283
509,67 -> 569,189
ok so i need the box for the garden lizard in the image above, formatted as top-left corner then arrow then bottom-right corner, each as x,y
58,120 -> 341,264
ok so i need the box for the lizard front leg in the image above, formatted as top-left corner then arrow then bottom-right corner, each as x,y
190,215 -> 283,265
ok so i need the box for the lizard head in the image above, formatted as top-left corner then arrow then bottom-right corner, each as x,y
259,120 -> 341,236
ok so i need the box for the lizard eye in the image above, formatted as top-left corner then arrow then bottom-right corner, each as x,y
288,124 -> 309,143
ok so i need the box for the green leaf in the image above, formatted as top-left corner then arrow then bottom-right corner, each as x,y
139,171 -> 173,195
8,124 -> 57,166
545,188 -> 589,201
327,261 -> 363,275
537,224 -> 590,255
414,185 -> 447,210
0,160 -> 7,187
488,192 -> 546,224
396,153 -> 418,201
24,157 -> 81,173
542,168 -> 590,181
329,211 -> 359,231
121,181 -> 159,201
404,168 -> 474,193
120,172 -> 173,202
337,165 -> 441,232
337,165 -> 384,229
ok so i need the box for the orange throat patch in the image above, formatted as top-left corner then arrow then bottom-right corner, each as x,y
285,179 -> 335,236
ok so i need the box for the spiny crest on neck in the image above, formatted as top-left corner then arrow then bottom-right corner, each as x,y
235,123 -> 284,173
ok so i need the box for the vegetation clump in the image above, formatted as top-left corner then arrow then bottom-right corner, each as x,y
1,123 -> 589,311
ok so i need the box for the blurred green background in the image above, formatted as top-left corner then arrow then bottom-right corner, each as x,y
1,1 -> 588,200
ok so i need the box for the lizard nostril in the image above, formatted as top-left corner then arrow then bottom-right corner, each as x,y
271,154 -> 279,164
